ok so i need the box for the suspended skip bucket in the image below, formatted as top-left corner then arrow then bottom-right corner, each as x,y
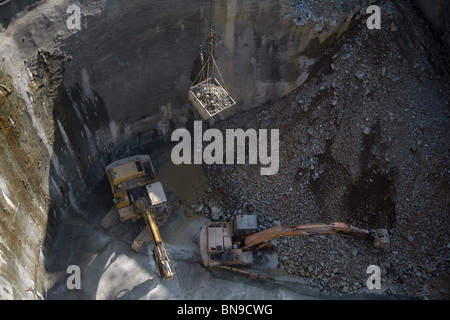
189,77 -> 236,120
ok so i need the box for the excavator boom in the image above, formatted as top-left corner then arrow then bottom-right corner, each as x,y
135,199 -> 173,279
243,222 -> 371,249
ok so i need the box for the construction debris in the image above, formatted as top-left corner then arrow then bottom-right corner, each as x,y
189,77 -> 236,120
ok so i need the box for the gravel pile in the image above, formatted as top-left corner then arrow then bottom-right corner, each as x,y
197,1 -> 450,299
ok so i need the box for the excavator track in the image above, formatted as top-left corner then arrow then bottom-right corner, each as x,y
101,206 -> 120,230
131,227 -> 152,253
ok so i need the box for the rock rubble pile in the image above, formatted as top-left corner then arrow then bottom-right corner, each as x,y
192,82 -> 234,116
199,1 -> 450,299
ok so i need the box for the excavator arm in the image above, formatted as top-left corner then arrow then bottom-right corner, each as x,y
134,199 -> 173,279
243,222 -> 390,250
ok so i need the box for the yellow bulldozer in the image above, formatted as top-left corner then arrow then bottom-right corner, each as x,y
101,155 -> 173,279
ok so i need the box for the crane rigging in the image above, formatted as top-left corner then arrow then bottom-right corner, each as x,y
189,0 -> 236,120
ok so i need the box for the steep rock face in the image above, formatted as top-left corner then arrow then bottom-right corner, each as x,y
0,0 -> 372,299
57,0 -> 369,136
0,71 -> 49,300
414,0 -> 449,52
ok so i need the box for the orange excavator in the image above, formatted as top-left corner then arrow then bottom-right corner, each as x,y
199,214 -> 390,280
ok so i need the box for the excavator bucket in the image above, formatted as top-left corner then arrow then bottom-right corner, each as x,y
371,229 -> 390,249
